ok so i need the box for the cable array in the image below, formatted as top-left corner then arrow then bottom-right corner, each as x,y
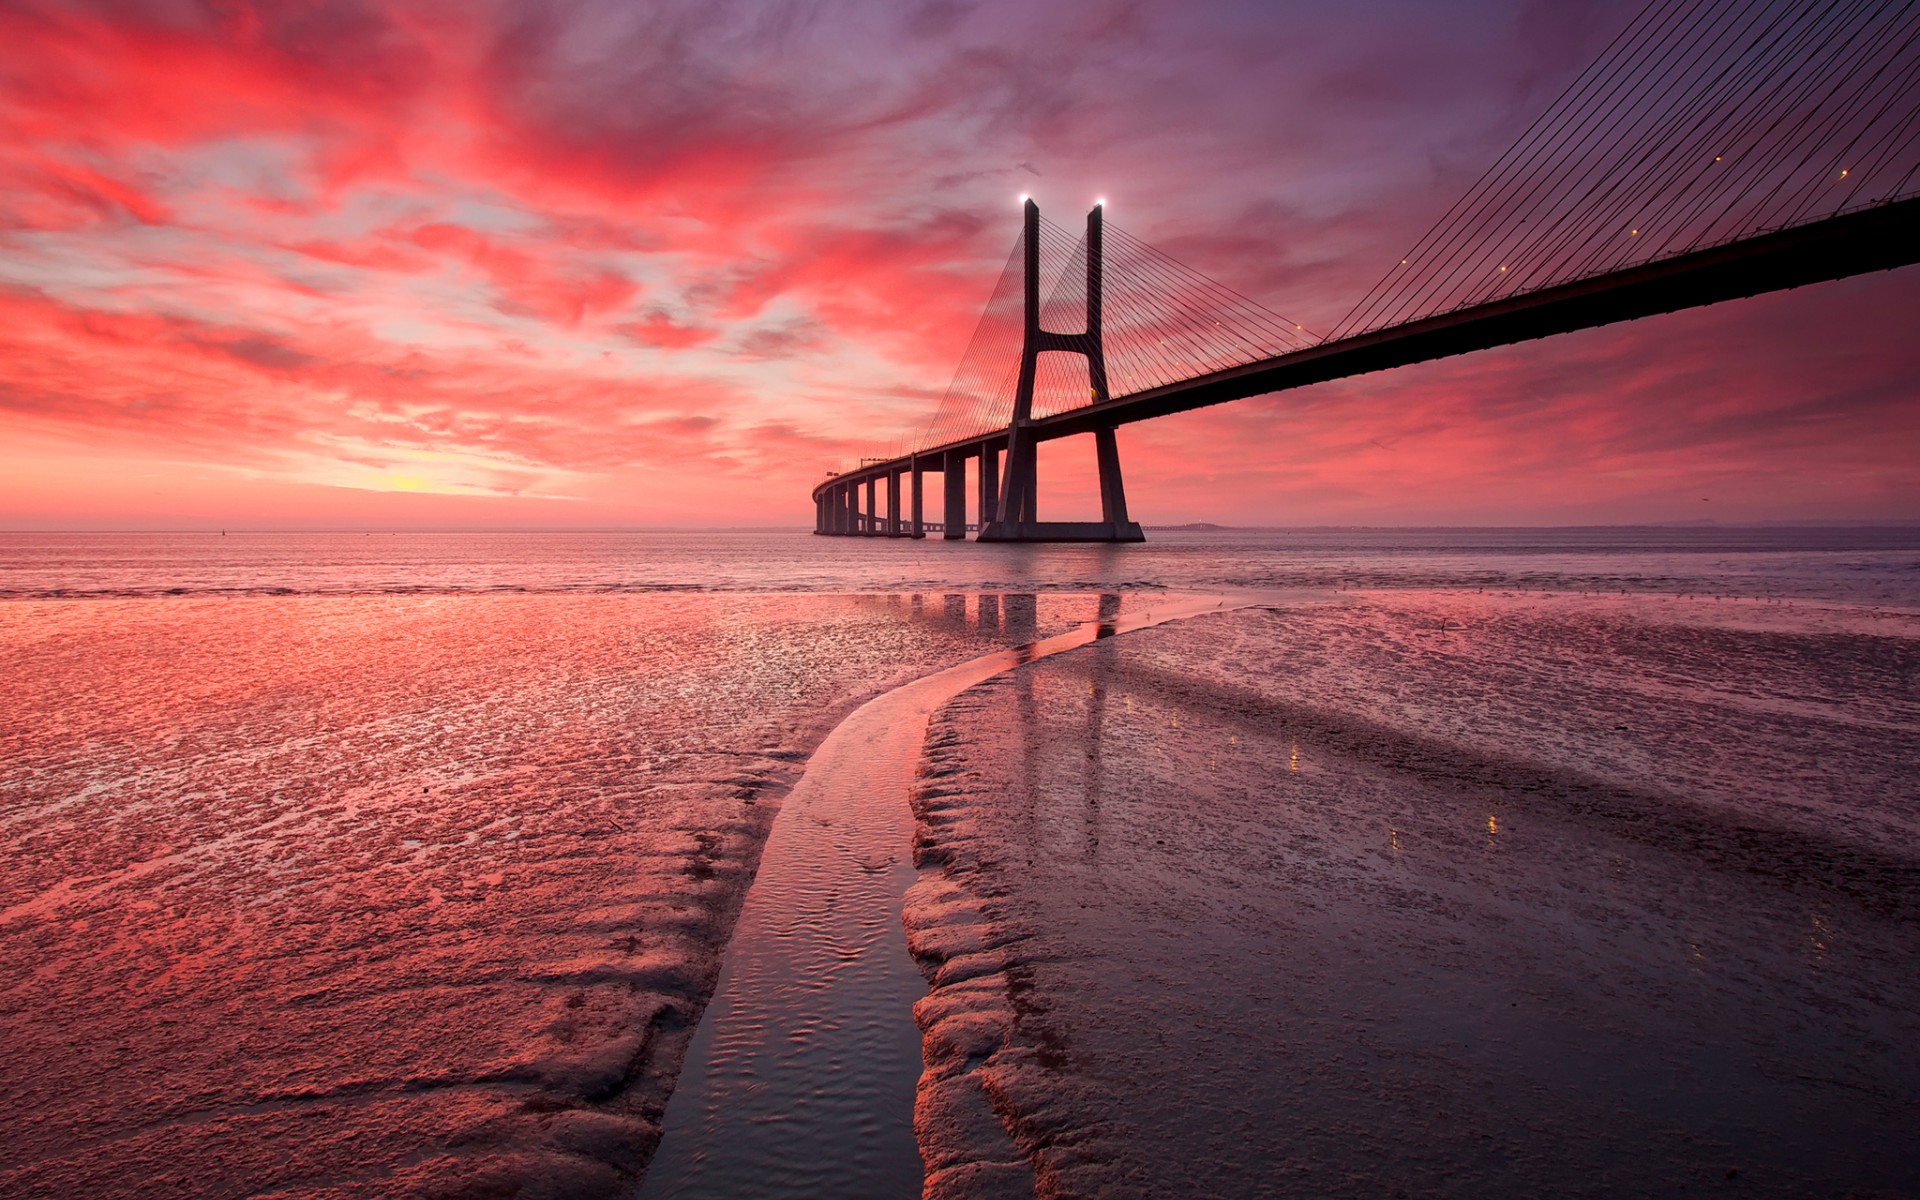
1329,0 -> 1920,340
918,214 -> 1319,445
1049,219 -> 1316,418
903,0 -> 1919,458
917,222 -> 1078,449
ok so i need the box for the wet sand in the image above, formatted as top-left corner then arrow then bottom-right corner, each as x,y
907,591 -> 1920,1198
639,593 -> 1246,1198
0,591 -> 1124,1197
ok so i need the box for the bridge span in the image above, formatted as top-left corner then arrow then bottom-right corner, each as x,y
812,0 -> 1920,542
814,196 -> 1920,541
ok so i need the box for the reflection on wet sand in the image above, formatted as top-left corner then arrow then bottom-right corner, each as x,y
0,589 -> 1163,1199
637,590 -> 1216,1198
907,592 -> 1920,1199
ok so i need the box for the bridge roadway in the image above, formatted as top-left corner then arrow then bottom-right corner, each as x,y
813,195 -> 1920,539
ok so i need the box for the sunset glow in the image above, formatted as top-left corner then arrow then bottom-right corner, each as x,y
2,0 -> 1916,529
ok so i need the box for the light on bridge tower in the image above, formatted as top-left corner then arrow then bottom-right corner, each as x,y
977,199 -> 1144,543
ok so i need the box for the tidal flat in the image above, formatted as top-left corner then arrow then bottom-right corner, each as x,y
3,529 -> 1917,1197
906,592 -> 1920,1198
0,590 -> 1125,1197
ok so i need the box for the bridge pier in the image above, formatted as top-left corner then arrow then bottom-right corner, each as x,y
1094,426 -> 1137,532
886,471 -> 903,537
977,441 -> 1000,531
910,463 -> 925,538
943,451 -> 967,540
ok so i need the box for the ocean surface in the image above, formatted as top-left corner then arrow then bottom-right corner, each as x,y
4,525 -> 1919,603
1,527 -> 1916,1198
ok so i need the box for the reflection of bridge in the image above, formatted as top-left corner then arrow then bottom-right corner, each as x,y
813,0 -> 1920,542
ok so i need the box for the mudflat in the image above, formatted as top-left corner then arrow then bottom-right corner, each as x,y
908,592 -> 1920,1198
0,591 -> 1111,1197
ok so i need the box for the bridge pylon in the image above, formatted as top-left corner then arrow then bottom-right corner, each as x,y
978,200 -> 1144,543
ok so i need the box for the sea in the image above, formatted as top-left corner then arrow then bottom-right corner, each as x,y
3,525 -> 1919,602
1,526 -> 1915,1198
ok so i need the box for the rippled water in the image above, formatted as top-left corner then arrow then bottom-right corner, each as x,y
4,526 -> 1917,603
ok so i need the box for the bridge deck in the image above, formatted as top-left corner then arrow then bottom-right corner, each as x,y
817,196 -> 1919,499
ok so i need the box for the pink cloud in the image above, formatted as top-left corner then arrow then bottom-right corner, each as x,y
0,0 -> 1913,527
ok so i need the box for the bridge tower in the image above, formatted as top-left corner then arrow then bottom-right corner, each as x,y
978,200 -> 1144,543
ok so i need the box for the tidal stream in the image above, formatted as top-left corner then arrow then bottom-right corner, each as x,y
636,593 -> 1249,1198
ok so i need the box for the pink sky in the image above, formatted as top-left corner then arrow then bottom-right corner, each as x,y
2,0 -> 1916,529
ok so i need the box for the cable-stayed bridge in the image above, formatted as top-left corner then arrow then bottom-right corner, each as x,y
813,0 -> 1920,541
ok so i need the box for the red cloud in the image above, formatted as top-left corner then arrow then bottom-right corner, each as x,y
621,310 -> 718,350
402,222 -> 640,325
0,0 -> 1914,527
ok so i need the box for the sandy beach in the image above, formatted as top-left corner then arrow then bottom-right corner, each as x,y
906,591 -> 1920,1198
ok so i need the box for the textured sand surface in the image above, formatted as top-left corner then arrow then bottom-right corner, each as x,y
906,592 -> 1920,1199
0,591 -> 1109,1198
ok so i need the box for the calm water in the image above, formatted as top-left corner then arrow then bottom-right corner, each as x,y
3,526 -> 1918,603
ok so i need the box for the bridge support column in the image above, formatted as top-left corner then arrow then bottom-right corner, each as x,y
910,462 -> 925,538
979,199 -> 1143,543
886,471 -> 903,536
864,477 -> 877,536
1095,426 -> 1135,530
977,441 -> 1000,532
943,451 -> 967,539
842,484 -> 855,534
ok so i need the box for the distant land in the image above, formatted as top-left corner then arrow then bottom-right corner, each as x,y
1141,520 -> 1920,532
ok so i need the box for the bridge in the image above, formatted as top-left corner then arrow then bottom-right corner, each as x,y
813,0 -> 1920,541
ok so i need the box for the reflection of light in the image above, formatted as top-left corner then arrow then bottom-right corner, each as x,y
1289,742 -> 1299,772
1390,828 -> 1401,855
1487,814 -> 1498,838
1810,912 -> 1830,963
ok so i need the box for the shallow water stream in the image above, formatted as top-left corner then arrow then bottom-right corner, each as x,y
636,593 -> 1250,1197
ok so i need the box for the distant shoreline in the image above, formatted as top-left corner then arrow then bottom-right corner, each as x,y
5,521 -> 1920,535
1142,519 -> 1920,531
